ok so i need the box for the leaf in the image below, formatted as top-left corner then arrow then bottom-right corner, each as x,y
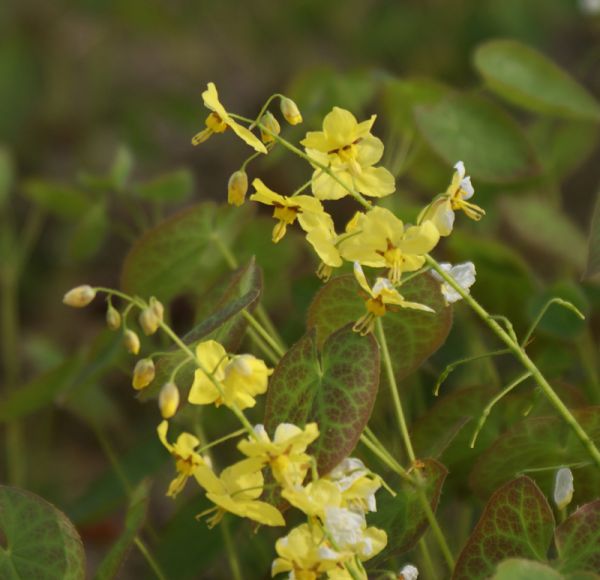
473,39 -> 600,122
22,179 -> 91,220
453,477 -> 555,580
0,486 -> 86,579
141,259 -> 262,401
585,192 -> 600,280
67,201 -> 109,262
0,145 -> 14,208
415,93 -> 540,183
110,146 -> 134,192
307,273 -> 451,381
94,480 -> 150,580
491,559 -> 564,580
469,408 -> 600,503
120,202 -> 252,302
134,169 -> 194,203
264,324 -> 380,474
555,500 -> 600,575
499,196 -> 588,272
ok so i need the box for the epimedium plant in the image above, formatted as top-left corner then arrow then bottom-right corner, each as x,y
2,39 -> 600,580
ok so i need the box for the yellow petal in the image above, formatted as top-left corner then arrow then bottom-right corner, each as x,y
250,178 -> 286,206
353,262 -> 373,297
353,166 -> 396,198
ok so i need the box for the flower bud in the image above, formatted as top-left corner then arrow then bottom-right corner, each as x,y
63,285 -> 96,308
553,467 -> 574,510
227,170 -> 249,207
260,111 -> 281,144
399,564 -> 419,580
106,304 -> 122,330
124,329 -> 141,355
280,96 -> 302,125
132,358 -> 155,390
139,308 -> 159,335
149,297 -> 164,322
159,381 -> 180,419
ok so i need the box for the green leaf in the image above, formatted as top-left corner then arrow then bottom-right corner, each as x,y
120,202 -> 253,302
141,258 -> 262,401
499,196 -> 587,272
307,273 -> 451,381
22,180 -> 91,220
415,93 -> 540,183
453,477 -> 555,580
585,192 -> 600,280
473,39 -> 600,122
555,500 -> 600,575
469,408 -> 600,503
67,201 -> 109,262
0,145 -> 14,208
492,559 -> 564,580
94,480 -> 150,580
368,459 -> 447,565
134,169 -> 194,203
110,146 -> 134,192
264,324 -> 380,474
0,486 -> 85,579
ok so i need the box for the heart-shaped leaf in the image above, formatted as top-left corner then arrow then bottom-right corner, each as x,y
415,93 -> 540,183
0,486 -> 85,579
367,458 -> 447,566
264,324 -> 380,474
120,202 -> 253,302
307,273 -> 451,382
453,476 -> 555,580
491,559 -> 563,580
474,40 -> 600,122
555,500 -> 600,575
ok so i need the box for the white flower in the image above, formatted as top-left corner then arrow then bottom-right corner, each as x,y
431,262 -> 476,303
399,563 -> 419,580
326,457 -> 380,513
580,0 -> 600,14
324,507 -> 386,560
553,467 -> 574,510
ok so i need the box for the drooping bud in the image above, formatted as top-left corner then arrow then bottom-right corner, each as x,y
63,285 -> 96,308
260,111 -> 281,144
280,96 -> 302,125
106,304 -> 122,330
159,381 -> 180,419
149,297 -> 164,322
124,329 -> 141,355
132,358 -> 155,390
227,170 -> 249,207
139,308 -> 159,335
553,467 -> 574,510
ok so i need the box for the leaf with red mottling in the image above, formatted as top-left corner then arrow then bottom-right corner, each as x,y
264,324 -> 379,475
555,500 -> 600,575
452,476 -> 555,580
307,273 -> 451,381
367,458 -> 447,566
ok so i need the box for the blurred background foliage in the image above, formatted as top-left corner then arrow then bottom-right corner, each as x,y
1,0 -> 600,578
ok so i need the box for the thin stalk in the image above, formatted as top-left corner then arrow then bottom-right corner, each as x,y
359,433 -> 411,483
246,326 -> 280,366
426,255 -> 600,469
220,517 -> 244,580
134,537 -> 168,580
418,537 -> 437,580
197,428 -> 247,455
242,310 -> 285,358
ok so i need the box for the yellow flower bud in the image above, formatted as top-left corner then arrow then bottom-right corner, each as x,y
139,308 -> 159,335
159,381 -> 180,419
149,297 -> 164,322
553,467 -> 574,510
132,358 -> 155,390
63,285 -> 96,308
106,304 -> 122,330
124,329 -> 141,355
260,111 -> 281,144
227,170 -> 249,207
280,96 -> 302,125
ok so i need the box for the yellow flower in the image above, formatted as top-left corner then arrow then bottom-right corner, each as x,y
188,340 -> 272,410
418,161 -> 484,236
194,457 -> 285,527
324,457 -> 381,514
157,420 -> 211,497
352,262 -> 434,335
191,83 -> 267,154
304,212 -> 344,281
280,96 -> 303,125
250,178 -> 330,243
301,107 -> 395,200
282,479 -> 342,519
237,423 -> 319,488
132,358 -> 155,390
340,207 -> 439,283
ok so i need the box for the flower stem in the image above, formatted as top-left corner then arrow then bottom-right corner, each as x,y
220,516 -> 244,580
134,537 -> 168,580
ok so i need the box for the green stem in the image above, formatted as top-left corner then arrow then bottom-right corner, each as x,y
246,326 -> 280,366
418,537 -> 437,580
426,255 -> 600,469
197,428 -> 247,455
242,310 -> 285,358
359,433 -> 410,483
134,537 -> 168,580
220,517 -> 244,580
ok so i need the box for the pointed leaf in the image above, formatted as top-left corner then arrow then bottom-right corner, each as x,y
368,458 -> 447,565
307,273 -> 451,381
555,500 -> 600,575
22,179 -> 90,220
474,40 -> 600,122
453,477 -> 555,580
491,559 -> 563,580
264,324 -> 380,474
0,486 -> 85,579
134,169 -> 194,203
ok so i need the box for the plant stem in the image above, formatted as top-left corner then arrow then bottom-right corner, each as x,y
134,537 -> 168,580
242,310 -> 285,358
246,326 -> 280,366
418,537 -> 437,580
220,517 -> 244,580
426,255 -> 600,469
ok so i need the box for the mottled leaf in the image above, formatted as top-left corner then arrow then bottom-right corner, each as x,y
264,324 -> 380,474
0,486 -> 85,579
307,273 -> 451,381
453,477 -> 555,580
474,40 -> 600,121
492,559 -> 563,580
585,192 -> 600,280
555,500 -> 600,575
